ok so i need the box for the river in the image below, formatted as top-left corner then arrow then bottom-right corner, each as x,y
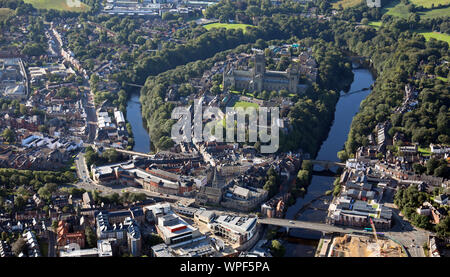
282,67 -> 375,256
126,92 -> 151,153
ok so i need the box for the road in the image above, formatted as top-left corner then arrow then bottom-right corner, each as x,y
81,84 -> 97,143
377,187 -> 431,257
47,229 -> 56,257
46,23 -> 96,143
382,207 -> 430,257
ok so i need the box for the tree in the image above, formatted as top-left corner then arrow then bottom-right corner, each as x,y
2,128 -> 15,143
337,150 -> 348,161
435,216 -> 450,239
22,43 -> 45,56
1,231 -> 7,241
144,233 -> 164,247
85,226 -> 97,248
62,206 -> 70,213
19,104 -> 26,115
301,160 -> 312,171
270,240 -> 285,257
14,195 -> 26,210
413,163 -> 426,175
296,170 -> 309,187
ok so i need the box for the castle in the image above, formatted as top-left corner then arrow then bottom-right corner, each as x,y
222,51 -> 302,94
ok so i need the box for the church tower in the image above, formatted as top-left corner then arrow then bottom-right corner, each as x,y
287,63 -> 299,94
252,52 -> 266,77
252,52 -> 265,92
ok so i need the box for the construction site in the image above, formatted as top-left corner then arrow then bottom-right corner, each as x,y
316,218 -> 405,257
325,234 -> 404,257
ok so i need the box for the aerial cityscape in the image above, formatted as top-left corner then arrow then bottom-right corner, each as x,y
0,0 -> 449,263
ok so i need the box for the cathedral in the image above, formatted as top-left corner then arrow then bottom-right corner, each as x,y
222,51 -> 302,94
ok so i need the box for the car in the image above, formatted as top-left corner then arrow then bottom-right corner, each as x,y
289,220 -> 294,224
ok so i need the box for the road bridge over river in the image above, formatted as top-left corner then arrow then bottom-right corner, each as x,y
258,217 -> 364,234
84,143 -> 155,158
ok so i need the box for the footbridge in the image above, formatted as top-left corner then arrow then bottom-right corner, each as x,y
125,83 -> 144,88
340,87 -> 371,97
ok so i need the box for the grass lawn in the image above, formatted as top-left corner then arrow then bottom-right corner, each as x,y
23,0 -> 90,12
203,23 -> 254,33
230,90 -> 259,98
417,31 -> 450,45
368,21 -> 382,27
331,0 -> 364,9
410,0 -> 450,8
234,101 -> 259,109
368,21 -> 382,29
384,1 -> 411,19
384,0 -> 450,19
419,6 -> 450,19
0,8 -> 11,20
418,146 -> 431,156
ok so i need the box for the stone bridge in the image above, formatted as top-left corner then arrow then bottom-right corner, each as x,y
306,160 -> 346,170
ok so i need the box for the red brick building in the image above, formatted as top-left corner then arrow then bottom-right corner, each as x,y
57,221 -> 86,248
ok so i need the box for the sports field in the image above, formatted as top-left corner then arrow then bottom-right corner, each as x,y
331,0 -> 364,9
23,0 -> 90,12
203,23 -> 254,33
234,101 -> 259,109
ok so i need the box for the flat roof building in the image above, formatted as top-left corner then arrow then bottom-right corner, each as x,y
210,215 -> 258,246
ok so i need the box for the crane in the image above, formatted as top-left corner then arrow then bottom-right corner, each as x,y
369,217 -> 378,242
369,217 -> 387,256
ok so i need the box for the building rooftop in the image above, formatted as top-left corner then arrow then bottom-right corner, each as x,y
215,215 -> 257,234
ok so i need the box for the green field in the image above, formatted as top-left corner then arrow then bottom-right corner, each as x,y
418,31 -> 450,45
203,23 -> 254,33
368,21 -> 382,27
234,101 -> 259,109
368,21 -> 382,29
419,6 -> 450,19
410,0 -> 450,8
23,0 -> 90,12
384,1 -> 411,18
384,0 -> 450,19
418,146 -> 431,156
331,0 -> 364,9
